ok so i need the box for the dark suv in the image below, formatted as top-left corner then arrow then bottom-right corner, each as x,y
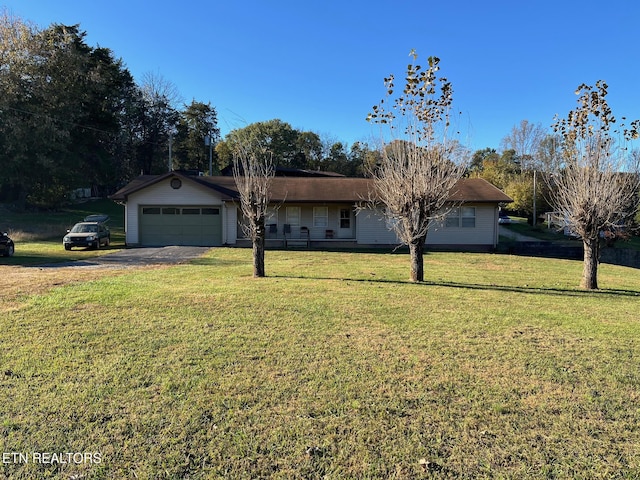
63,215 -> 111,250
0,232 -> 14,257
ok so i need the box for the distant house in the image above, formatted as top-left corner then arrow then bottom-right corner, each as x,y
109,171 -> 512,250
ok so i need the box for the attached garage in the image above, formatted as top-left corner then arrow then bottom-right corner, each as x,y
109,172 -> 235,247
139,205 -> 222,246
110,171 -> 512,250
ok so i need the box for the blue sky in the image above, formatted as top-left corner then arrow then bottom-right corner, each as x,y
4,0 -> 640,151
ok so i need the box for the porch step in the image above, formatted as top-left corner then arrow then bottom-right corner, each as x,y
285,240 -> 309,248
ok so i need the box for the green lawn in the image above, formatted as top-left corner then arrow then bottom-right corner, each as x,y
2,198 -> 124,239
1,199 -> 125,265
1,248 -> 639,479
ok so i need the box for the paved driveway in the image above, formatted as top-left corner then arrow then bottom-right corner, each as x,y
499,226 -> 541,242
39,246 -> 212,269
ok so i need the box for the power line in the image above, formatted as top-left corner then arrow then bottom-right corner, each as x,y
0,104 -> 166,147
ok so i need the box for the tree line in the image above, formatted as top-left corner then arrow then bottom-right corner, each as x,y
0,13 -> 224,208
0,11 -> 587,220
0,13 -> 385,209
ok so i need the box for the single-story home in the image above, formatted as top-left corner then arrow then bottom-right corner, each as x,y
109,171 -> 512,250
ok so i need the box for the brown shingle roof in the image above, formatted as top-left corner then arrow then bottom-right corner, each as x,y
110,172 -> 512,204
447,177 -> 513,203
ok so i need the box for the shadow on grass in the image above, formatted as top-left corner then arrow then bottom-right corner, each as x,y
188,257 -> 249,267
269,274 -> 640,298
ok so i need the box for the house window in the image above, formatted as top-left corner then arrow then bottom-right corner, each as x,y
445,208 -> 460,227
265,207 -> 278,225
313,207 -> 328,227
445,207 -> 476,228
340,209 -> 351,229
286,207 -> 300,227
461,207 -> 476,228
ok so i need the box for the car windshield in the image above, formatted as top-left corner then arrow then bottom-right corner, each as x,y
70,224 -> 98,233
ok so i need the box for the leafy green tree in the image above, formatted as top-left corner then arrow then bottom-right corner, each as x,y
217,119 -> 300,169
348,141 -> 380,177
0,13 -> 141,206
217,120 -> 325,171
295,131 -> 323,169
321,142 -> 349,173
468,147 -> 498,175
217,121 -> 378,176
173,101 -> 220,173
473,149 -> 518,191
503,171 -> 550,220
1,17 -> 73,207
66,45 -> 140,194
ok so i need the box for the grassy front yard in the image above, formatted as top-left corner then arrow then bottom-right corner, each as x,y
0,199 -> 125,265
1,248 -> 639,479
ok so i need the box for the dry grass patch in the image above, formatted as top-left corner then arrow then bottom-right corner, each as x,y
0,264 -> 163,313
0,266 -> 114,312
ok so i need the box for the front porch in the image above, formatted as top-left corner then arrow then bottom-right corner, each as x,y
235,203 -> 358,248
234,231 -> 358,249
235,238 -> 359,249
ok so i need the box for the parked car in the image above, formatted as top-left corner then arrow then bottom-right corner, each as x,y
498,210 -> 512,224
0,232 -> 14,257
63,215 -> 110,250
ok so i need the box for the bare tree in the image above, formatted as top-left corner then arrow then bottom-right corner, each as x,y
500,119 -> 546,170
550,81 -> 640,289
137,72 -> 181,173
232,142 -> 275,278
366,51 -> 466,282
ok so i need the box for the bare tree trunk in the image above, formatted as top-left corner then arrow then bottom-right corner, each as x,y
253,221 -> 266,278
365,53 -> 466,284
232,143 -> 273,278
581,237 -> 600,290
409,237 -> 425,282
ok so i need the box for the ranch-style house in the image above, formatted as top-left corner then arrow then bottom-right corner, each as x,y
109,171 -> 513,250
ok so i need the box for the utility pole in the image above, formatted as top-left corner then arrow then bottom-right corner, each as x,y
168,133 -> 173,172
532,169 -> 537,226
205,134 -> 213,175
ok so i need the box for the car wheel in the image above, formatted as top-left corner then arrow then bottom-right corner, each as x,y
95,240 -> 100,250
64,245 -> 72,251
3,244 -> 14,257
105,237 -> 110,247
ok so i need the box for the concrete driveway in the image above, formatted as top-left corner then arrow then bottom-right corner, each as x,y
39,246 -> 212,269
499,226 -> 541,242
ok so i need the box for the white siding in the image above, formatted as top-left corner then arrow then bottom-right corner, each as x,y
125,178 -> 223,245
124,177 -> 500,248
356,204 -> 499,247
356,208 -> 399,245
427,204 -> 498,246
225,203 -> 238,244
